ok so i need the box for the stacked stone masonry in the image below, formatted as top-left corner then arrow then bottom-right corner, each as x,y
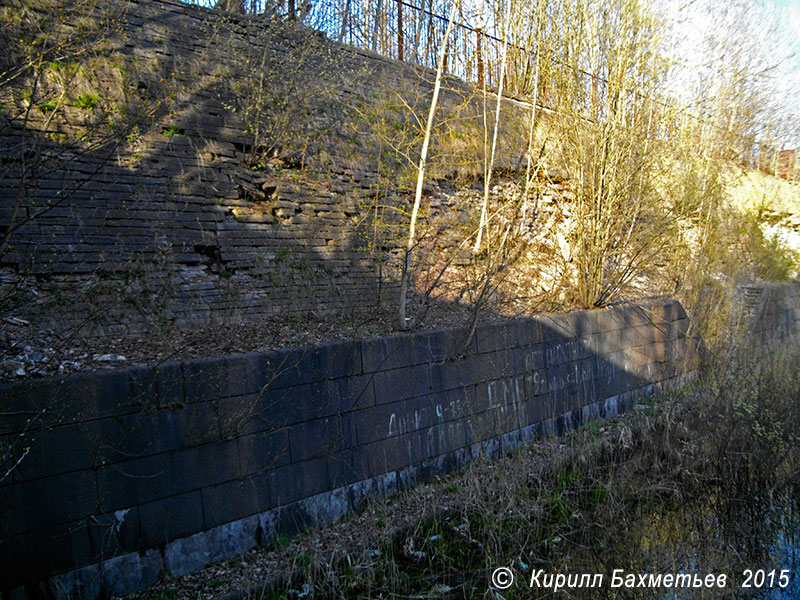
3,0 -> 800,594
4,282 -> 800,597
2,0 -> 504,335
739,283 -> 800,344
0,298 -> 712,596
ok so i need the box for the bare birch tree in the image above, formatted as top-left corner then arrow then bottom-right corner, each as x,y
398,0 -> 460,329
472,0 -> 512,253
518,0 -> 544,233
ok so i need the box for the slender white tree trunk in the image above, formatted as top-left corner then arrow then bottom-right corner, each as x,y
519,0 -> 542,233
473,0 -> 512,253
398,0 -> 459,330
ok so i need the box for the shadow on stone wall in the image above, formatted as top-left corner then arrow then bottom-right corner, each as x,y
0,0 -> 418,338
0,295 -> 724,596
0,0 -> 539,341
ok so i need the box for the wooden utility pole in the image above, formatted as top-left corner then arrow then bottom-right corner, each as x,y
397,0 -> 404,61
476,27 -> 484,86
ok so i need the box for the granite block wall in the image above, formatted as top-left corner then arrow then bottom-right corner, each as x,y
0,299 -> 708,596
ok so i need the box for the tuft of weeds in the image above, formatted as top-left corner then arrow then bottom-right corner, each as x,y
73,92 -> 100,109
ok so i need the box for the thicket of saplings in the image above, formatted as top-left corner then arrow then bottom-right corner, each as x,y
250,336 -> 800,599
359,0 -> 800,328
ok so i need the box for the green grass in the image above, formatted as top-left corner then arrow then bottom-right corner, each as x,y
37,100 -> 58,112
73,92 -> 100,110
162,124 -> 185,137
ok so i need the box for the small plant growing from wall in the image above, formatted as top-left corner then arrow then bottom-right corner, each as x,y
162,124 -> 185,137
73,92 -> 100,109
227,16 -> 348,171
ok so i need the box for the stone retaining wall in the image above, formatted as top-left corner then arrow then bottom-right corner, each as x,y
5,282 -> 800,597
1,0 -> 530,337
738,283 -> 800,344
0,299 -> 704,597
